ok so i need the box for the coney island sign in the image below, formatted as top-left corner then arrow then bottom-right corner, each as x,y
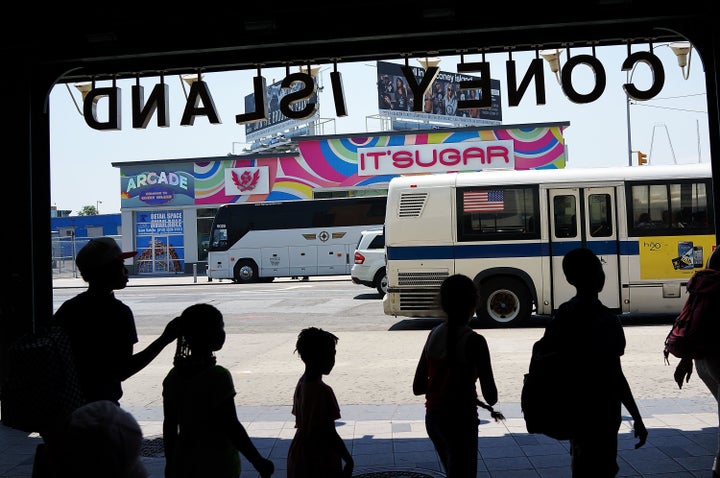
78,50 -> 673,131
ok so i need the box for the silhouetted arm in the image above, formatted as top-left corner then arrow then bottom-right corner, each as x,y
121,317 -> 181,380
308,416 -> 353,477
329,425 -> 354,478
412,350 -> 428,396
674,357 -> 693,388
619,367 -> 647,449
221,398 -> 274,477
473,334 -> 498,406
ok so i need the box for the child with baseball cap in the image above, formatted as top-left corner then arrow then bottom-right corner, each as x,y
53,235 -> 179,403
37,237 -> 180,477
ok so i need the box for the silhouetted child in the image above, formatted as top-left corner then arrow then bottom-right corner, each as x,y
287,327 -> 354,478
54,237 -> 180,405
413,274 -> 499,477
543,247 -> 647,477
41,237 -> 179,478
162,304 -> 273,478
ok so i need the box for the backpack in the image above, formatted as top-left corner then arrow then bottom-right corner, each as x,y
664,286 -> 714,361
1,326 -> 86,432
520,335 -> 576,440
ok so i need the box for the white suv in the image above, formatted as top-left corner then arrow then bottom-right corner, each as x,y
351,229 -> 388,296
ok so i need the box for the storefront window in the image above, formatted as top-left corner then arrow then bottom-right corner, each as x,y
197,208 -> 217,262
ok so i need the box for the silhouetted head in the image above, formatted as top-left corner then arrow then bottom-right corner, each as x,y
178,303 -> 226,354
439,274 -> 478,324
76,237 -> 136,286
562,247 -> 605,293
63,400 -> 146,478
707,248 -> 720,270
295,327 -> 338,374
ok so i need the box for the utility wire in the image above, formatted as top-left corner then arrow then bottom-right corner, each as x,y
630,103 -> 707,114
649,93 -> 706,100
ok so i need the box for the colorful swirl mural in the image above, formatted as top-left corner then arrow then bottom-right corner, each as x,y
194,124 -> 566,204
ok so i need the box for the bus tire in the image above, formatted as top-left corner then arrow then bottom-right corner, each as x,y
477,276 -> 531,327
374,267 -> 388,296
233,260 -> 258,284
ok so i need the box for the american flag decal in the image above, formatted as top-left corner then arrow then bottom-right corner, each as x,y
463,190 -> 504,213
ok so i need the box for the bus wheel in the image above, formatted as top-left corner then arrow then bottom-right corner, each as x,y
375,267 -> 388,296
477,277 -> 531,327
233,260 -> 258,284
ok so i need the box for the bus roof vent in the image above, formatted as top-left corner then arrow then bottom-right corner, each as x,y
398,192 -> 428,217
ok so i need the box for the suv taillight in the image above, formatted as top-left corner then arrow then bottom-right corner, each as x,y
354,251 -> 365,264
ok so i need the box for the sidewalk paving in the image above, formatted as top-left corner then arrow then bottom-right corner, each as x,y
1,397 -> 718,478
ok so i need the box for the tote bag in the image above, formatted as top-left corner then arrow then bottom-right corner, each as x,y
1,326 -> 86,432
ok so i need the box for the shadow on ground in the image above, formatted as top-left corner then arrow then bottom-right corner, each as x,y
354,293 -> 384,300
388,312 -> 675,332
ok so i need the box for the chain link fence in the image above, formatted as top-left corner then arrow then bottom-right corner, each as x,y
51,234 -> 122,278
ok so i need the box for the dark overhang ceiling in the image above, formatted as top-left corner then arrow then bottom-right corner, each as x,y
9,1 -> 713,84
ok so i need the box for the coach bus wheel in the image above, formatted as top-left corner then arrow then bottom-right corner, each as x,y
233,260 -> 258,284
478,277 -> 531,327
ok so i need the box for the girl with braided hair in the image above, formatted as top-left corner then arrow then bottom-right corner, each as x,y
413,274 -> 500,477
162,303 -> 274,478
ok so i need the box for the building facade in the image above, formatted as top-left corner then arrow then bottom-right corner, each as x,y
113,122 -> 569,275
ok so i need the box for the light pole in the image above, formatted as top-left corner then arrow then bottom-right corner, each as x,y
624,42 -> 692,167
626,93 -> 633,166
625,66 -> 637,167
96,200 -> 102,214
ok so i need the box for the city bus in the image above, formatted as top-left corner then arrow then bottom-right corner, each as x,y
207,196 -> 387,283
382,163 -> 715,327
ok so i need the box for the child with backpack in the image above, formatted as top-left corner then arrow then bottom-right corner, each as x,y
533,247 -> 647,477
671,248 -> 720,478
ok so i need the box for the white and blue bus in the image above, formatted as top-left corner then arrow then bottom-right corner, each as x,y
382,163 -> 715,327
207,196 -> 386,283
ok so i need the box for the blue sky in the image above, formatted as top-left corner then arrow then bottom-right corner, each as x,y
49,43 -> 710,215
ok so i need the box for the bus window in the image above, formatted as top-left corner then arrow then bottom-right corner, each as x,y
457,186 -> 539,241
211,227 -> 227,249
589,193 -> 612,237
670,182 -> 709,230
629,180 -> 712,236
553,195 -> 577,238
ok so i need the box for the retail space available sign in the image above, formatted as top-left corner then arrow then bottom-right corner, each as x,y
358,140 -> 515,176
136,210 -> 184,235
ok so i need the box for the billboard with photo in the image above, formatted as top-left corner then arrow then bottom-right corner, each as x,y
243,78 -> 320,142
376,60 -> 502,128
